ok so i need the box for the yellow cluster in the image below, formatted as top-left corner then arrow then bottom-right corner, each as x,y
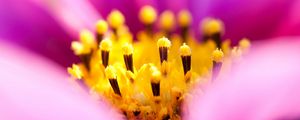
68,5 -> 251,120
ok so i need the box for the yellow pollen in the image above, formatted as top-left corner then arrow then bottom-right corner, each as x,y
107,10 -> 125,29
151,70 -> 161,83
100,38 -> 112,51
239,38 -> 251,51
122,43 -> 134,55
157,37 -> 171,48
159,10 -> 175,30
80,29 -> 95,47
201,18 -> 224,35
71,41 -> 85,55
96,20 -> 108,34
178,10 -> 192,27
212,48 -> 224,63
67,64 -> 83,79
105,65 -> 117,79
180,43 -> 191,56
139,5 -> 157,25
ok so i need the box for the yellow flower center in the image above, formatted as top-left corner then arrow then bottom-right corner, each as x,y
68,5 -> 251,119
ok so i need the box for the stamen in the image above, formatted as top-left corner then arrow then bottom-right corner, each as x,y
99,38 -> 112,68
239,38 -> 251,52
71,41 -> 84,55
212,48 -> 224,81
74,30 -> 95,70
80,30 -> 96,49
171,87 -> 183,115
122,43 -> 134,72
159,10 -> 175,37
180,43 -> 191,75
96,20 -> 108,44
139,6 -> 157,36
178,10 -> 192,28
150,71 -> 161,96
157,37 -> 171,63
107,10 -> 125,33
201,18 -> 224,48
178,10 -> 192,42
139,5 -> 157,25
105,66 -> 121,96
67,64 -> 83,79
231,46 -> 242,63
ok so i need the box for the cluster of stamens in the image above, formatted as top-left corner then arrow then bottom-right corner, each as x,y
68,5 -> 251,120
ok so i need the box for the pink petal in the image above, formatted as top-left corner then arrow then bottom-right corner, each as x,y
0,41 -> 123,120
31,0 -> 101,37
0,0 -> 78,67
185,38 -> 300,120
274,0 -> 300,37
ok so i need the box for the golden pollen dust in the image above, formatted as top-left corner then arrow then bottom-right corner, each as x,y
68,5 -> 251,120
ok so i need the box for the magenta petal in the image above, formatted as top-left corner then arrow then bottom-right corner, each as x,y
274,0 -> 300,37
0,0 -> 101,67
188,0 -> 295,41
185,38 -> 300,120
0,41 -> 123,120
32,0 -> 101,36
0,0 -> 76,67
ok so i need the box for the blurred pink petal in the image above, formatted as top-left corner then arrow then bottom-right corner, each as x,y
32,0 -> 101,37
0,0 -> 102,67
0,41 -> 123,120
185,37 -> 300,120
274,0 -> 300,37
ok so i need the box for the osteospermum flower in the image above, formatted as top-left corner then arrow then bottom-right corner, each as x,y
68,6 -> 251,119
2,0 -> 300,120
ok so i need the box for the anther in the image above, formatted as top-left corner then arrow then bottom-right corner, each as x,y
105,66 -> 121,96
211,48 -> 224,81
122,43 -> 134,72
178,10 -> 192,42
99,38 -> 112,68
139,5 -> 157,36
67,64 -> 83,79
107,10 -> 125,34
75,30 -> 95,70
80,29 -> 96,49
201,18 -> 224,48
159,10 -> 175,37
239,38 -> 251,53
95,20 -> 108,44
180,43 -> 191,75
150,71 -> 161,96
157,37 -> 171,63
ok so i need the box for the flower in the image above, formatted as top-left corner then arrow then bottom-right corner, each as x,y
1,0 -> 300,119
